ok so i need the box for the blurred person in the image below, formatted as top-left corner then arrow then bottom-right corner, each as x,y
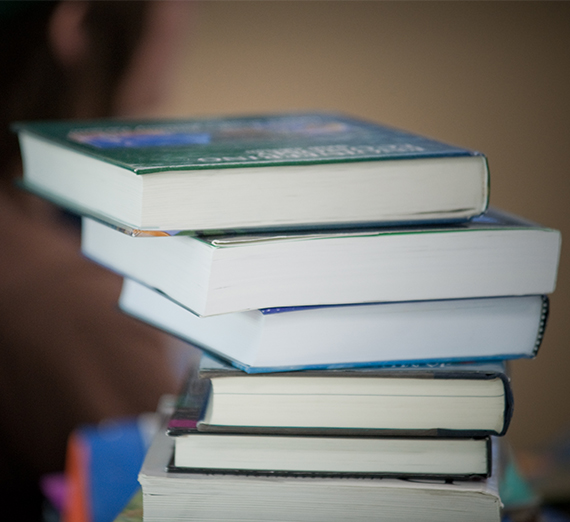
0,1 -> 193,519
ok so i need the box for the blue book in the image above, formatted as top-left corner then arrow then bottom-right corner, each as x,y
119,278 -> 549,373
14,112 -> 488,231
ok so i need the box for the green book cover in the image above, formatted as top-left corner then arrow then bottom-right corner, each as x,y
13,112 -> 484,173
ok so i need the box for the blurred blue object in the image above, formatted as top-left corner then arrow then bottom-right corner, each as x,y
78,418 -> 148,522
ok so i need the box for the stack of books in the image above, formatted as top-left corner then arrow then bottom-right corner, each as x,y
14,112 -> 561,522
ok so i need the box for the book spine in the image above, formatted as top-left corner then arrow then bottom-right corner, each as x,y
531,295 -> 550,357
497,372 -> 514,437
486,437 -> 493,478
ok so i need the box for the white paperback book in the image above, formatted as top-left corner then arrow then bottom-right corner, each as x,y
84,207 -> 561,317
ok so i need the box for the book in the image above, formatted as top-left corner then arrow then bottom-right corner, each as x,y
119,278 -> 548,372
169,355 -> 513,438
138,425 -> 502,522
84,207 -> 561,317
13,113 -> 489,232
169,432 -> 492,480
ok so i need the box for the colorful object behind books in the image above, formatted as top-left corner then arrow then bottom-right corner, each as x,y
63,418 -> 148,522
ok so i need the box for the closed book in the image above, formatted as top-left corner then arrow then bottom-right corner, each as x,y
169,432 -> 492,480
85,207 -> 561,317
13,113 -> 488,232
139,425 -> 502,522
120,278 -> 548,372
169,355 -> 513,438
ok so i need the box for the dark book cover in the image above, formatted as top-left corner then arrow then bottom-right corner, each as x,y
168,355 -> 514,438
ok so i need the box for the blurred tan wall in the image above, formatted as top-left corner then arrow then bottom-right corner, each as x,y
156,1 -> 570,452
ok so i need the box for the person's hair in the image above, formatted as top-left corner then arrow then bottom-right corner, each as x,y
0,1 -> 149,176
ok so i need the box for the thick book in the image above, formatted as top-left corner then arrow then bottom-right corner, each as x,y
85,207 -> 561,316
139,426 -> 502,522
14,113 -> 489,232
168,355 -> 513,438
119,278 -> 548,372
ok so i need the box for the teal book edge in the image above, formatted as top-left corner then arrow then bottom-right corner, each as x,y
70,203 -> 558,240
194,207 -> 559,246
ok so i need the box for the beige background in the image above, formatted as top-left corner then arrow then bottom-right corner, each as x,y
155,1 -> 570,452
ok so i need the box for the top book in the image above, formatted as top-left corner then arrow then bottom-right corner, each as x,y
13,113 -> 489,232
